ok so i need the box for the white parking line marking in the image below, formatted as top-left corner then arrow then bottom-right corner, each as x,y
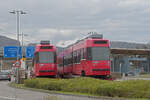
0,96 -> 16,100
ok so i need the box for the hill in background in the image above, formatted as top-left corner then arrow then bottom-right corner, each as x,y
0,35 -> 150,52
0,35 -> 19,49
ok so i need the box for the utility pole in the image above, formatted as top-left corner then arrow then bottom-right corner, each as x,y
0,48 -> 3,71
20,32 -> 28,71
0,58 -> 2,71
21,32 -> 28,48
21,32 -> 24,48
10,10 -> 27,84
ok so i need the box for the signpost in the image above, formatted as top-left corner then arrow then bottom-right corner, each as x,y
4,46 -> 22,84
26,46 -> 35,58
4,46 -> 22,58
3,46 -> 35,84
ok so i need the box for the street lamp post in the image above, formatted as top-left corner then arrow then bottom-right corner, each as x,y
10,10 -> 27,84
20,32 -> 28,48
10,10 -> 27,59
10,10 -> 26,45
20,32 -> 28,70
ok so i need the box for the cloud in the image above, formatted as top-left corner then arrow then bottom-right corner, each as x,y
38,28 -> 73,38
56,38 -> 79,47
119,0 -> 150,7
0,0 -> 150,45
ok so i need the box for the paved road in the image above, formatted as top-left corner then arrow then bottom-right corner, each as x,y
0,81 -> 128,100
116,76 -> 150,81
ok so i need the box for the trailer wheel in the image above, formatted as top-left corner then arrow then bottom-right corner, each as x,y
81,71 -> 86,77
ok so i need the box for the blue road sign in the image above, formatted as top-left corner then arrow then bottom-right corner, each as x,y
26,46 -> 35,58
4,46 -> 22,58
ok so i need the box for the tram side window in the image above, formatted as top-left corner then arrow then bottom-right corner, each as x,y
67,54 -> 69,65
71,52 -> 73,64
61,58 -> 64,67
81,48 -> 85,59
54,53 -> 56,63
67,56 -> 69,65
58,58 -> 63,67
79,49 -> 81,61
68,53 -> 73,65
73,51 -> 77,63
77,50 -> 81,63
71,52 -> 74,64
64,56 -> 67,65
66,55 -> 68,65
66,57 -> 68,65
83,48 -> 85,59
66,56 -> 68,65
81,49 -> 83,59
58,56 -> 63,67
64,53 -> 72,65
87,47 -> 92,60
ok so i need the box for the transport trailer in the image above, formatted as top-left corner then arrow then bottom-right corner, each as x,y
58,33 -> 111,79
57,46 -> 73,78
32,41 -> 57,77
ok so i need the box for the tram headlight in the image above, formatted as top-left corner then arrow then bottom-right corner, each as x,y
106,63 -> 109,66
40,64 -> 44,66
106,62 -> 110,66
51,64 -> 55,69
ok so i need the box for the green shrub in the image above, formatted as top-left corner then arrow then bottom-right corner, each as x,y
24,79 -> 39,88
140,72 -> 148,75
24,77 -> 150,99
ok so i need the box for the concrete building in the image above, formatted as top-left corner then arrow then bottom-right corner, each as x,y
111,48 -> 150,75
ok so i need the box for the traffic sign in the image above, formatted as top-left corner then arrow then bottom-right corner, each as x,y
4,46 -> 22,58
26,46 -> 35,58
14,60 -> 21,67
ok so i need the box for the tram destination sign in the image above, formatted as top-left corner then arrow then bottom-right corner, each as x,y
4,46 -> 22,58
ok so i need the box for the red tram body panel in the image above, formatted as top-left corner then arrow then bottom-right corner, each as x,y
58,34 -> 111,78
33,41 -> 57,77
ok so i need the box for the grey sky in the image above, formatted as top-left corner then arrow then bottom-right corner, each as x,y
0,0 -> 150,46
